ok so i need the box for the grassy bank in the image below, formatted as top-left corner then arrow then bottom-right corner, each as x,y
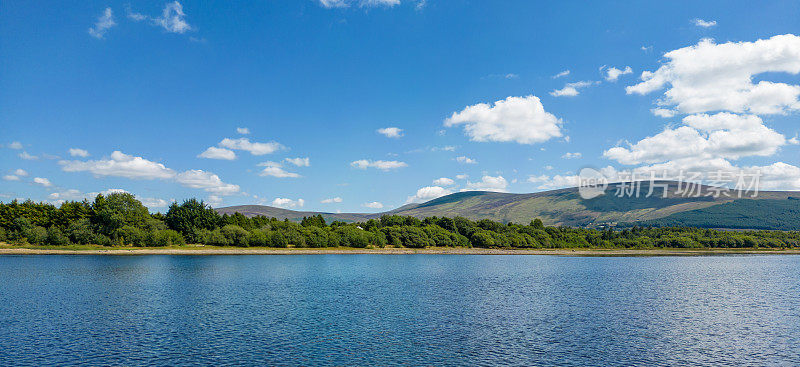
2,243 -> 799,256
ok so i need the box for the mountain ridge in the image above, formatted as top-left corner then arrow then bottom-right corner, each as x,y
215,181 -> 800,230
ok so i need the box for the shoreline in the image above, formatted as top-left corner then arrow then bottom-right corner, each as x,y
1,245 -> 799,256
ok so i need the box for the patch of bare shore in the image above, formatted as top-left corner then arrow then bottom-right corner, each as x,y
1,245 -> 799,256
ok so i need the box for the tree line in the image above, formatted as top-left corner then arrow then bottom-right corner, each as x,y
1,193 -> 799,249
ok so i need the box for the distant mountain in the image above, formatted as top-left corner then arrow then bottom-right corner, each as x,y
216,181 -> 800,230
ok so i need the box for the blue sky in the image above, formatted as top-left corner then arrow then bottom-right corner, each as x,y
2,0 -> 800,212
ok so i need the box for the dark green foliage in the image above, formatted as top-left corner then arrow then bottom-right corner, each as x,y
301,214 -> 327,228
1,196 -> 799,249
633,199 -> 800,231
165,199 -> 220,243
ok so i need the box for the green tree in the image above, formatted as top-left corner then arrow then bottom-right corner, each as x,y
165,199 -> 220,243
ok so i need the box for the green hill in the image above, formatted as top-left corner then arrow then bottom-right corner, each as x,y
216,181 -> 800,230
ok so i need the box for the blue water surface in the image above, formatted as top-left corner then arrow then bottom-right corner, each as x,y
0,254 -> 799,366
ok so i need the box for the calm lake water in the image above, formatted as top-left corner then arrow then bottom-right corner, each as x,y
1,255 -> 799,366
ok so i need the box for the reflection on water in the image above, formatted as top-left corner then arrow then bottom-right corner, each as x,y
0,255 -> 799,366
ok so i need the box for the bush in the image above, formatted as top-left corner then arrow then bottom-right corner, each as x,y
267,231 -> 288,248
151,229 -> 185,247
247,228 -> 269,247
114,225 -> 145,246
67,219 -> 95,245
221,225 -> 250,247
302,226 -> 329,248
26,226 -> 48,245
205,228 -> 230,246
46,226 -> 70,246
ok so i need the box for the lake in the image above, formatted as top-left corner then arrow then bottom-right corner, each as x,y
0,254 -> 799,366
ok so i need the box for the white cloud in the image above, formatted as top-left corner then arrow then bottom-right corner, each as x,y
406,186 -> 453,204
13,169 -> 28,177
2,175 -> 19,181
48,189 -> 85,201
258,161 -> 301,178
319,0 -> 399,8
60,151 -> 175,179
219,138 -> 284,155
362,201 -> 384,209
128,1 -> 192,34
88,7 -> 116,39
33,177 -> 52,187
8,141 -> 22,150
456,156 -> 477,164
445,95 -> 563,144
464,175 -> 508,192
604,66 -> 633,82
350,159 -> 407,171
319,0 -> 348,8
651,108 -> 677,118
68,148 -> 90,157
455,174 -> 468,180
627,34 -> 800,116
284,157 -> 310,167
206,195 -> 223,207
562,152 -> 582,159
360,0 -> 400,7
236,127 -> 250,135
693,18 -> 717,28
19,152 -> 38,160
199,147 -> 236,160
553,70 -> 570,79
550,81 -> 597,97
175,169 -> 240,195
377,127 -> 404,138
527,174 -> 581,190
140,197 -> 170,208
272,198 -> 305,208
433,177 -> 455,186
321,197 -> 343,203
604,113 -> 788,165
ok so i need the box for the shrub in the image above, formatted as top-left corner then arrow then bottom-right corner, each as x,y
151,229 -> 185,247
46,226 -> 70,246
221,225 -> 250,247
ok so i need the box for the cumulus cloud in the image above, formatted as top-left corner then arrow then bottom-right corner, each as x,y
456,156 -> 477,164
236,127 -> 250,135
219,138 -> 284,155
651,108 -> 677,118
406,186 -> 453,204
562,152 -> 582,159
627,34 -> 800,116
258,161 -> 301,178
433,177 -> 455,186
175,170 -> 240,195
553,70 -> 570,79
550,81 -> 597,97
2,175 -> 20,181
14,169 -> 28,177
350,159 -> 407,171
88,7 -> 116,39
199,147 -> 236,160
445,95 -> 563,145
604,113 -> 788,165
455,174 -> 468,180
8,141 -> 22,150
33,177 -> 52,187
527,174 -> 581,190
464,175 -> 508,192
321,197 -> 343,203
284,157 -> 310,167
693,18 -> 717,28
69,148 -> 90,157
60,151 -> 175,179
128,1 -> 192,34
272,198 -> 305,208
362,201 -> 384,209
377,127 -> 404,138
604,66 -> 633,82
